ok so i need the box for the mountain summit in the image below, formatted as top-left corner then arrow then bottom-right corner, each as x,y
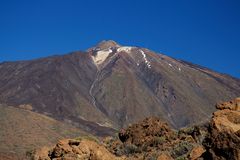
0,41 -> 239,135
88,40 -> 120,52
95,40 -> 120,49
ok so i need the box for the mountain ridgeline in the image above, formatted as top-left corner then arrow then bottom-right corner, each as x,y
0,40 -> 239,135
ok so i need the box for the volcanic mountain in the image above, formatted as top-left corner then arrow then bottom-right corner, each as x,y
0,40 -> 239,135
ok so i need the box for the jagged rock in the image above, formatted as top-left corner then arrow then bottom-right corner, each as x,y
32,98 -> 240,160
33,139 -> 125,160
212,109 -> 240,133
212,98 -> 240,135
31,146 -> 51,160
216,97 -> 240,111
50,139 -> 73,158
189,146 -> 205,160
203,98 -> 240,160
118,117 -> 175,147
157,153 -> 174,160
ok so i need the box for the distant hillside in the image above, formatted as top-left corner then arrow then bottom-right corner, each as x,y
0,104 -> 86,159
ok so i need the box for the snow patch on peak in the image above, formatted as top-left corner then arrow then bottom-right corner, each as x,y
92,48 -> 112,65
140,50 -> 146,58
140,50 -> 151,68
117,46 -> 133,53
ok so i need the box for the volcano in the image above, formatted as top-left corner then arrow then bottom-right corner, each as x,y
0,40 -> 239,135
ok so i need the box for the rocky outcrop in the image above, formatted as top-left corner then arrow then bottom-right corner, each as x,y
118,117 -> 175,147
202,97 -> 240,160
212,108 -> 240,133
108,98 -> 240,160
216,97 -> 240,111
32,98 -> 240,160
110,117 -> 202,159
189,146 -> 206,160
33,139 -> 125,160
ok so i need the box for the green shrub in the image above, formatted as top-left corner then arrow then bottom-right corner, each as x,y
176,157 -> 186,160
153,136 -> 166,145
124,144 -> 140,155
171,141 -> 193,158
115,145 -> 124,156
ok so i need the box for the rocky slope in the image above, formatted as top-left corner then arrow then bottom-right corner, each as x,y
32,98 -> 240,160
0,104 -> 87,160
0,40 -> 239,134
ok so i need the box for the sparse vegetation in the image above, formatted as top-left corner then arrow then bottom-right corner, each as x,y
176,157 -> 186,160
171,141 -> 193,159
75,135 -> 99,143
147,153 -> 158,160
114,145 -> 124,156
124,144 -> 141,155
6,98 -> 240,160
152,136 -> 166,146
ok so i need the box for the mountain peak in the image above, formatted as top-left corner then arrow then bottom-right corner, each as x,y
95,40 -> 121,50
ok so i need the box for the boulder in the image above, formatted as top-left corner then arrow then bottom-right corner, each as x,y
118,117 -> 175,147
33,139 -> 124,160
203,98 -> 240,160
189,146 -> 205,160
216,97 -> 240,111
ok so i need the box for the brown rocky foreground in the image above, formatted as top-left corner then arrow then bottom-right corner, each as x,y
31,98 -> 240,160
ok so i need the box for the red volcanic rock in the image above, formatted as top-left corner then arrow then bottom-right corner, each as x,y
118,117 -> 175,147
33,139 -> 125,160
203,98 -> 240,160
189,146 -> 205,160
216,97 -> 240,111
157,153 -> 174,160
32,98 -> 240,160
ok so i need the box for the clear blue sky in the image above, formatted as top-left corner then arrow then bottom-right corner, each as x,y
0,0 -> 239,78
